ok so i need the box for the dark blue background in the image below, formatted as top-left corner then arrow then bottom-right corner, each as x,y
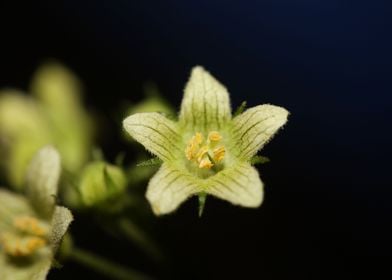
1,1 -> 391,279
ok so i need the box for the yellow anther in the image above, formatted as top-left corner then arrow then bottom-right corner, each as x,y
194,132 -> 204,144
25,237 -> 46,253
13,216 -> 48,237
185,131 -> 226,169
199,158 -> 214,169
208,131 -> 222,142
196,145 -> 209,162
213,146 -> 225,162
0,232 -> 47,257
185,132 -> 204,160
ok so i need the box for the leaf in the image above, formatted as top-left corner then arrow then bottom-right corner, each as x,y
250,155 -> 270,165
198,192 -> 207,217
233,101 -> 247,117
136,157 -> 163,167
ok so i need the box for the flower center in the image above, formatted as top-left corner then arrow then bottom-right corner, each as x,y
0,215 -> 49,257
185,131 -> 225,169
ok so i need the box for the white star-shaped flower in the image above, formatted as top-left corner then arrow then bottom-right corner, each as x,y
123,66 -> 288,215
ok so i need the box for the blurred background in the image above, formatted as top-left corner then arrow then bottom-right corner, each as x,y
1,0 -> 391,279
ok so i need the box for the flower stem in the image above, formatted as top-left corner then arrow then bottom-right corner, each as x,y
70,247 -> 153,280
117,218 -> 164,263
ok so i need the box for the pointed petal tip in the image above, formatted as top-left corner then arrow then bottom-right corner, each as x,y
261,104 -> 290,120
122,112 -> 152,137
146,164 -> 199,216
191,65 -> 206,74
270,105 -> 289,128
25,145 -> 61,218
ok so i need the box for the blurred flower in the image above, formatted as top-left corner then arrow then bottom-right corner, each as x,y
0,62 -> 93,189
123,66 -> 289,215
78,161 -> 127,209
0,146 -> 73,279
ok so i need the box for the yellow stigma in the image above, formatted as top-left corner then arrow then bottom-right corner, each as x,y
185,131 -> 225,169
0,216 -> 49,257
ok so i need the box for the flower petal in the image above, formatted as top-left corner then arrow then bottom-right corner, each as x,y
25,146 -> 61,219
205,163 -> 264,207
123,112 -> 182,161
146,164 -> 199,215
231,104 -> 288,160
31,62 -> 83,110
0,189 -> 33,230
0,91 -> 52,189
179,66 -> 231,131
49,206 -> 73,252
0,255 -> 52,280
31,62 -> 94,174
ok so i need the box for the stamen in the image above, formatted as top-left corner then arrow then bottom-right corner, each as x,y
0,233 -> 47,257
213,146 -> 225,162
208,131 -> 222,142
0,215 -> 49,257
13,216 -> 48,237
185,132 -> 204,160
185,131 -> 225,169
196,146 -> 209,162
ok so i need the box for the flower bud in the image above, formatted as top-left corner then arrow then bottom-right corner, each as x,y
79,161 -> 127,208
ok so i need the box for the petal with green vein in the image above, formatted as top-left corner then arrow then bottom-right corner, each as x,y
231,105 -> 288,159
179,66 -> 231,131
146,164 -> 199,215
205,163 -> 264,207
123,112 -> 181,161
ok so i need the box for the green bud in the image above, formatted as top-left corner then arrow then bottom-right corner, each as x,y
79,161 -> 127,208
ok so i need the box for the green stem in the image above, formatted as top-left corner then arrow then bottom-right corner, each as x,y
70,247 -> 152,280
117,218 -> 164,263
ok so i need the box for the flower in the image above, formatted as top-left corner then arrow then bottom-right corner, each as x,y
123,66 -> 288,215
0,146 -> 73,279
0,62 -> 93,189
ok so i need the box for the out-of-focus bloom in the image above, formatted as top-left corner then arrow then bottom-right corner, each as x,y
0,146 -> 73,279
78,161 -> 127,208
123,66 -> 289,215
0,62 -> 93,189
